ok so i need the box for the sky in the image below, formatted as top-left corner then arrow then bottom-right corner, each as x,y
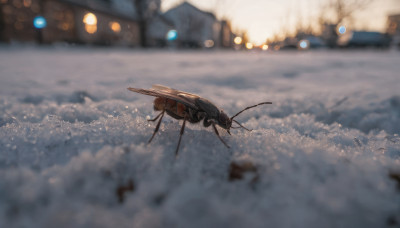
161,0 -> 400,44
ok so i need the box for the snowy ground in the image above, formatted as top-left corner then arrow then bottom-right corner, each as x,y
0,47 -> 400,228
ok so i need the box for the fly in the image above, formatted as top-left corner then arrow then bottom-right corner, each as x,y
128,85 -> 272,156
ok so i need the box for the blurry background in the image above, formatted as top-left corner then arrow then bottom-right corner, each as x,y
1,2 -> 400,227
0,0 -> 399,50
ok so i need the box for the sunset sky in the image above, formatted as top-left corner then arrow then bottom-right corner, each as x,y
161,0 -> 400,44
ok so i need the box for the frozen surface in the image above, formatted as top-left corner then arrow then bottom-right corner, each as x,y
0,47 -> 400,228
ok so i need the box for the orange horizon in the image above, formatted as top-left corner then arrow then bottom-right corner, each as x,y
162,0 -> 400,44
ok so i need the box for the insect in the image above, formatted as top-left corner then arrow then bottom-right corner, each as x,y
128,85 -> 272,156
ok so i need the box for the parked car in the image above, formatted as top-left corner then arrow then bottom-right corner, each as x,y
338,31 -> 391,48
298,36 -> 326,50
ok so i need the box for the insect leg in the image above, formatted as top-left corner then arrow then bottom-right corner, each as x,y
147,111 -> 164,122
148,111 -> 165,143
212,122 -> 230,149
203,117 -> 212,127
175,116 -> 187,157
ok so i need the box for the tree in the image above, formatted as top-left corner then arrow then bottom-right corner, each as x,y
324,0 -> 372,25
319,0 -> 373,47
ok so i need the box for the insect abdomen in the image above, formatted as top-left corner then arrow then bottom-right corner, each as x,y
154,97 -> 186,118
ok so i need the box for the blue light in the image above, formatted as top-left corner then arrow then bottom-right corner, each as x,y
299,40 -> 308,49
338,26 -> 346,34
33,16 -> 47,29
166,30 -> 178,41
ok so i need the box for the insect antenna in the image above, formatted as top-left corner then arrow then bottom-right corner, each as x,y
232,120 -> 252,131
230,102 -> 272,121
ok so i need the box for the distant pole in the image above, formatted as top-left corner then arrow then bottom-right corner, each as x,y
36,29 -> 43,44
34,0 -> 46,44
134,0 -> 148,48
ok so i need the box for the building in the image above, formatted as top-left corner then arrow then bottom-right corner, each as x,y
0,0 -> 234,48
387,14 -> 400,49
163,2 -> 232,49
219,20 -> 234,48
0,0 -> 140,46
146,12 -> 174,47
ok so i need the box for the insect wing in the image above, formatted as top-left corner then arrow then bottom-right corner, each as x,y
128,85 -> 199,110
152,84 -> 200,101
152,85 -> 201,110
152,85 -> 221,117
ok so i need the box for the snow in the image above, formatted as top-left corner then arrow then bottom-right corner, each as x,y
0,47 -> 400,228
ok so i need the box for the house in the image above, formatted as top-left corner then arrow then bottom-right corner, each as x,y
1,0 -> 234,48
163,2 -> 224,48
146,12 -> 174,47
0,0 -> 140,46
387,13 -> 400,49
219,20 -> 234,48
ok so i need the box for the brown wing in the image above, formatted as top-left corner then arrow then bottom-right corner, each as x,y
127,85 -> 200,110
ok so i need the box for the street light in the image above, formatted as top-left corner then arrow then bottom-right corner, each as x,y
245,42 -> 253,50
166,30 -> 178,41
338,25 -> 346,35
33,16 -> 47,29
33,16 -> 47,44
234,36 -> 242,45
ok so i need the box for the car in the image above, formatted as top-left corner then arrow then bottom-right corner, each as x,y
338,31 -> 391,48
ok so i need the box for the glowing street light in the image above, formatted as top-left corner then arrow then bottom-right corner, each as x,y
234,36 -> 242,45
166,30 -> 178,41
338,25 -> 346,34
245,42 -> 253,50
33,16 -> 46,44
33,16 -> 47,29
298,40 -> 310,50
